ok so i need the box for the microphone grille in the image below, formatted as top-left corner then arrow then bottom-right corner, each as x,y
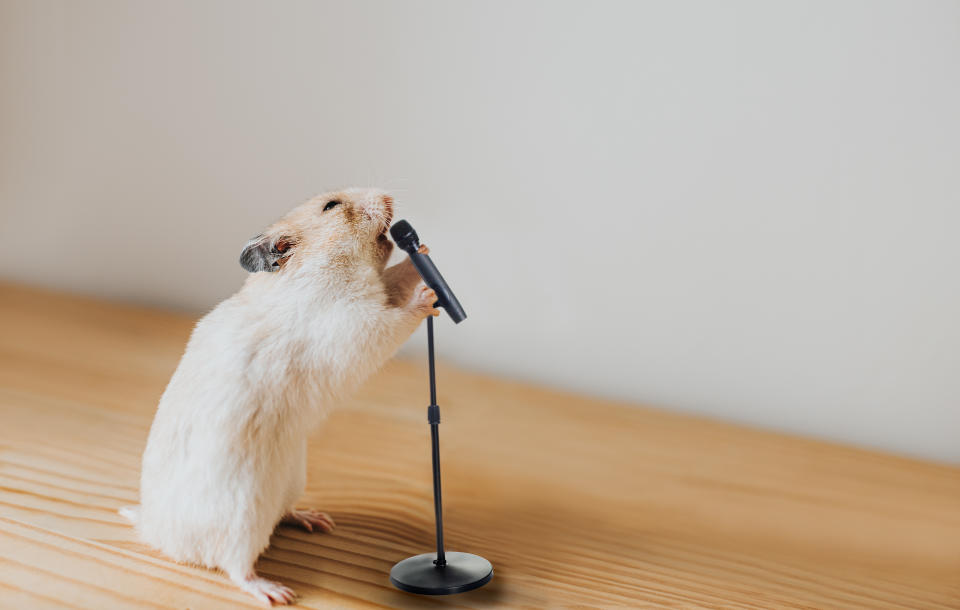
389,220 -> 419,250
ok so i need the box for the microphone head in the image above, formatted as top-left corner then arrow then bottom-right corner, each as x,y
390,219 -> 420,252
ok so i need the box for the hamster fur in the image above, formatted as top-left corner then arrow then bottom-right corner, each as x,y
121,188 -> 438,604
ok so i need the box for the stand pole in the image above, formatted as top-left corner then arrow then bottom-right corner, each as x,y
426,315 -> 446,566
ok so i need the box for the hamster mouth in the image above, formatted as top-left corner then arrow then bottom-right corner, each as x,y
373,213 -> 393,240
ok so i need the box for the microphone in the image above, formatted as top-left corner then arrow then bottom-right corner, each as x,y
390,220 -> 467,324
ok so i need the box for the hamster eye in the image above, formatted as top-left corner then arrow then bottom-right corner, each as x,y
323,200 -> 342,212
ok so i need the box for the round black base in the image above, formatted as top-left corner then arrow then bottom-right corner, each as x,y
390,552 -> 493,595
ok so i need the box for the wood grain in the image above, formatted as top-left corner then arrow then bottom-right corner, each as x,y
0,281 -> 958,608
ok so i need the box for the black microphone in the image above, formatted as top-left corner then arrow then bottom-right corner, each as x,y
390,220 -> 467,324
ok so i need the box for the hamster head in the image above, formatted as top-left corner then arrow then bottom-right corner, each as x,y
240,188 -> 395,275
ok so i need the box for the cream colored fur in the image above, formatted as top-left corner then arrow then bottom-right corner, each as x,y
122,188 -> 436,605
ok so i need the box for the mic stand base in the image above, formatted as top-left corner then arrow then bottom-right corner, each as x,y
390,552 -> 493,595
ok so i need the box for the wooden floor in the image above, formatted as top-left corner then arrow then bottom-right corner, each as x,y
0,282 -> 958,609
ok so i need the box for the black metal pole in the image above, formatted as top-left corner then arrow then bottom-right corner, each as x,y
426,315 -> 446,567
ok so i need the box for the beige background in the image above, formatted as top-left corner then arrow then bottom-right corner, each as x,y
1,1 -> 958,461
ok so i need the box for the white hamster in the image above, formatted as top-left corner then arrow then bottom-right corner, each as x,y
121,188 -> 438,605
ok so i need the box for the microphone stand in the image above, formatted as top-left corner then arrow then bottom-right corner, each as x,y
389,314 -> 493,595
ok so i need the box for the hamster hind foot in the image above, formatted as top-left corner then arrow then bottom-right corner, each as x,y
281,509 -> 336,534
232,571 -> 296,606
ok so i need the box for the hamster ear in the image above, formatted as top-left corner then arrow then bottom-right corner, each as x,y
239,234 -> 277,273
239,233 -> 293,273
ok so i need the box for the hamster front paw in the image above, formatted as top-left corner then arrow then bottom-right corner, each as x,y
411,284 -> 441,319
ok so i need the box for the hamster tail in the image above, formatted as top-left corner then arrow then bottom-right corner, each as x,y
118,505 -> 140,525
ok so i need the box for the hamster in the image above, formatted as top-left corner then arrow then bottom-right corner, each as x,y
120,188 -> 438,605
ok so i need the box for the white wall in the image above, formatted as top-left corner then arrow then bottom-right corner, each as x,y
2,1 -> 958,462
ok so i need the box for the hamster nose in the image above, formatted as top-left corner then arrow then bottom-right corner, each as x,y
361,194 -> 393,230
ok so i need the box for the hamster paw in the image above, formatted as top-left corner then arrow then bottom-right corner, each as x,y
237,574 -> 296,606
281,509 -> 336,534
412,284 -> 441,318
417,244 -> 430,255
